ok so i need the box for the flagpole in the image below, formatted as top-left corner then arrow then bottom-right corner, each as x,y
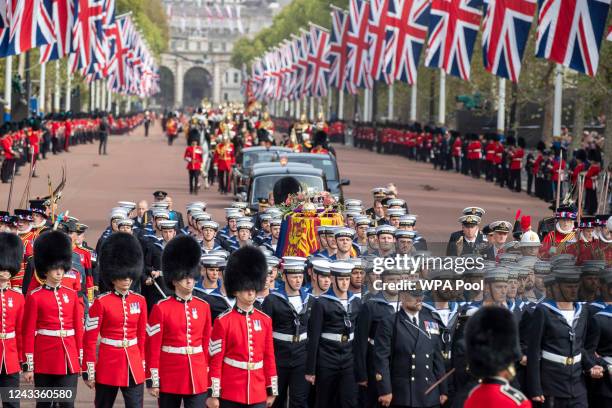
4,56 -> 12,121
309,96 -> 315,120
53,60 -> 60,112
96,80 -> 102,111
387,83 -> 394,121
101,80 -> 107,112
65,61 -> 71,112
295,99 -> 300,119
338,89 -> 344,120
327,92 -> 332,120
107,81 -> 113,112
553,64 -> 563,138
39,62 -> 46,115
438,70 -> 446,125
363,88 -> 369,122
496,77 -> 506,135
410,77 -> 417,122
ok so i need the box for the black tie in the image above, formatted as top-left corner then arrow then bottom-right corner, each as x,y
412,316 -> 417,326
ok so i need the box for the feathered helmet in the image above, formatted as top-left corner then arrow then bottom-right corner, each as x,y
162,235 -> 202,288
34,230 -> 73,278
0,232 -> 24,277
224,246 -> 268,295
465,306 -> 521,378
99,233 -> 143,286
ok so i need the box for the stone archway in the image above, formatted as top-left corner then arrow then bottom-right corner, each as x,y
183,66 -> 213,108
157,66 -> 175,109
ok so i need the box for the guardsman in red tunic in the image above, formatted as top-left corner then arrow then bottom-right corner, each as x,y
146,235 -> 212,407
467,134 -> 482,178
0,233 -> 26,401
570,216 -> 601,265
213,134 -> 235,195
509,137 -> 525,192
165,114 -> 179,146
12,209 -> 35,290
584,149 -> 601,216
184,137 -> 205,195
539,206 -> 577,259
82,233 -> 147,407
207,246 -> 278,408
310,130 -> 330,155
22,231 -> 82,407
464,307 -> 531,408
285,128 -> 303,152
485,134 -> 497,181
451,134 -> 462,172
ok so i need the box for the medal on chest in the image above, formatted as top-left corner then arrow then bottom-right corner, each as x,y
7,298 -> 13,308
191,307 -> 198,320
130,302 -> 141,314
63,293 -> 69,304
254,320 -> 262,331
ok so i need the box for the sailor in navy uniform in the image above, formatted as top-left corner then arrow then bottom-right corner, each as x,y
446,207 -> 487,256
307,259 -> 333,298
141,219 -> 175,311
194,255 -> 225,296
253,214 -> 272,245
311,227 -> 330,258
348,258 -> 365,297
226,220 -> 253,253
395,230 -> 417,256
260,218 -> 282,253
354,267 -> 401,408
373,279 -> 448,407
353,216 -> 370,255
385,208 -> 406,229
95,208 -> 128,254
398,214 -> 428,250
262,260 -> 312,408
330,227 -> 357,261
198,220 -> 223,253
365,187 -> 389,225
368,225 -> 396,258
526,260 -> 593,407
305,261 -> 362,408
217,208 -> 240,249
194,256 -> 235,321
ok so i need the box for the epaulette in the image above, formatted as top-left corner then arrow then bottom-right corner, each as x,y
191,296 -> 209,305
8,287 -> 22,294
96,292 -> 112,300
253,308 -> 271,320
129,290 -> 145,300
500,384 -> 528,406
30,286 -> 43,295
216,308 -> 233,320
156,297 -> 171,305
61,285 -> 75,292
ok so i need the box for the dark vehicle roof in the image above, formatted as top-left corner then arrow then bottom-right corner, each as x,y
242,146 -> 293,153
251,164 -> 324,178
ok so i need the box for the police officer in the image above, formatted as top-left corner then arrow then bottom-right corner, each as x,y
262,260 -> 312,408
306,261 -> 362,408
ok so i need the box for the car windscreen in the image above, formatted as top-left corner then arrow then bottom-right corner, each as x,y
287,157 -> 338,181
242,151 -> 279,169
251,175 -> 325,206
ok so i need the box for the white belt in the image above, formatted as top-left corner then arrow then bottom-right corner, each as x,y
321,332 -> 354,342
541,350 -> 581,365
37,329 -> 75,338
602,356 -> 612,365
223,357 -> 263,370
161,345 -> 203,355
0,332 -> 15,340
273,332 -> 307,342
100,337 -> 138,348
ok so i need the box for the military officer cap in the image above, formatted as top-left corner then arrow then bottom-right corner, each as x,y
151,201 -> 170,210
354,216 -> 371,227
344,199 -> 362,208
334,227 -> 355,239
386,198 -> 406,208
201,255 -> 225,267
398,214 -> 417,226
498,252 -> 521,264
581,260 -> 605,276
394,230 -> 416,240
270,218 -> 282,227
552,266 -> 581,283
153,190 -> 168,200
376,224 -> 396,236
199,220 -> 219,230
158,220 -> 178,230
259,214 -> 273,222
554,205 -> 577,220
386,208 -> 406,218
225,208 -> 241,219
283,261 -> 305,274
533,260 -> 551,275
371,187 -> 389,199
459,215 -> 481,226
76,223 -> 88,234
366,227 -> 377,236
117,201 -> 136,211
312,259 -> 331,276
489,220 -> 512,233
231,201 -> 248,210
484,267 -> 509,282
330,261 -> 354,277
65,215 -> 79,223
578,216 -> 597,229
152,209 -> 170,220
316,226 -> 328,235
236,220 -> 254,230
117,218 -> 134,228
463,207 -> 485,218
61,219 -> 79,233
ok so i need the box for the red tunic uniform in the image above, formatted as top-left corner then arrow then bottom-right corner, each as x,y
22,285 -> 83,375
485,142 -> 496,162
0,287 -> 25,374
209,306 -> 278,404
73,245 -> 95,302
82,291 -> 147,386
184,146 -> 204,171
146,295 -> 212,395
465,378 -> 531,408
452,137 -> 462,157
584,163 -> 600,190
12,230 -> 36,289
467,141 -> 482,160
213,143 -> 235,172
310,146 -> 329,155
551,159 -> 566,182
539,229 -> 576,259
510,147 -> 524,170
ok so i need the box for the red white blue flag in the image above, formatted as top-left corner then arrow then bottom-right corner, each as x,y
6,0 -> 55,56
346,0 -> 372,91
40,0 -> 75,62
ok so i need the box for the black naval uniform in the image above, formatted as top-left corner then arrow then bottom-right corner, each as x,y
373,309 -> 448,407
194,288 -> 234,322
262,287 -> 312,408
306,290 -> 362,408
585,305 -> 612,407
526,301 -> 588,407
141,237 -> 172,311
354,292 -> 396,408
445,231 -> 486,256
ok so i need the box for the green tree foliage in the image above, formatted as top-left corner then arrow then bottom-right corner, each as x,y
116,0 -> 169,57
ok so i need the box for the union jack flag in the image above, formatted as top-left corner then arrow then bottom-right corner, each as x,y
327,6 -> 350,92
294,30 -> 311,99
0,3 -> 9,56
535,0 -> 610,76
346,0 -> 372,91
6,0 -> 55,56
40,0 -> 75,62
71,0 -> 103,72
482,0 -> 536,82
306,24 -> 330,98
384,0 -> 430,85
368,0 -> 392,83
425,0 -> 483,81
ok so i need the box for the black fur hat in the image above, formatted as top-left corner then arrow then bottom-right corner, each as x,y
0,232 -> 24,276
314,130 -> 328,147
224,246 -> 268,296
587,148 -> 601,163
99,233 -> 143,285
34,230 -> 73,278
575,149 -> 587,162
536,141 -> 546,152
273,176 -> 301,205
162,235 -> 202,287
465,306 -> 521,378
517,137 -> 526,148
506,135 -> 516,146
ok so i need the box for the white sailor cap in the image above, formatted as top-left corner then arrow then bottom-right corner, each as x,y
283,256 -> 308,265
193,213 -> 212,222
376,225 -> 396,236
224,208 -> 241,219
399,214 -> 417,226
117,218 -> 134,228
117,201 -> 136,210
236,220 -> 254,230
158,220 -> 178,230
354,216 -> 371,226
344,199 -> 362,207
231,201 -> 248,209
484,267 -> 509,282
386,198 -> 406,207
311,259 -> 331,275
187,201 -> 207,211
259,214 -> 273,222
334,227 -> 355,238
266,256 -> 280,269
198,220 -> 219,230
387,208 -> 406,218
283,262 -> 305,274
270,218 -> 282,227
349,258 -> 364,270
366,227 -> 377,236
110,208 -> 128,220
152,209 -> 170,219
151,202 -> 170,210
330,261 -> 354,277
344,210 -> 361,218
208,250 -> 229,260
395,230 -> 416,239
316,226 -> 328,235
201,255 -> 225,267
552,266 -> 582,283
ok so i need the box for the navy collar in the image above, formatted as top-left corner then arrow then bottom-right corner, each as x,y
272,285 -> 310,303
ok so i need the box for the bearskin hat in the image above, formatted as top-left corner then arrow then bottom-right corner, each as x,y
506,135 -> 516,146
99,233 -> 143,285
34,230 -> 73,278
575,149 -> 587,162
314,130 -> 328,147
273,176 -> 301,205
162,235 -> 202,287
517,137 -> 526,148
587,148 -> 601,163
536,141 -> 546,152
0,232 -> 24,276
465,306 -> 521,378
224,246 -> 268,296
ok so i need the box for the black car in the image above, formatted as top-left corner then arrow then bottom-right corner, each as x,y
282,152 -> 350,202
232,146 -> 293,194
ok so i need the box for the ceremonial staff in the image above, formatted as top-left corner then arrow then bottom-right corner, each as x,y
555,149 -> 563,210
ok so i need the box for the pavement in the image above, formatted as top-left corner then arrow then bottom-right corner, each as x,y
0,122 -> 552,405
